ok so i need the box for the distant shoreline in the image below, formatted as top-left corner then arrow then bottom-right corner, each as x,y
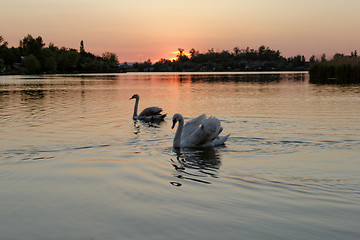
1,34 -> 359,83
0,70 -> 309,76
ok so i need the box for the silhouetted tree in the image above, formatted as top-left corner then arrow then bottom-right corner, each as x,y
0,37 -> 17,67
350,50 -> 358,58
23,54 -> 40,74
80,40 -> 85,53
0,36 -> 8,48
20,34 -> 45,58
177,48 -> 188,62
189,48 -> 199,58
232,46 -> 239,56
48,42 -> 58,51
102,52 -> 119,68
309,55 -> 316,64
58,50 -> 80,72
321,53 -> 327,62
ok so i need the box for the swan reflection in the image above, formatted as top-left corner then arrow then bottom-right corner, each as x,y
133,119 -> 164,135
170,147 -> 222,187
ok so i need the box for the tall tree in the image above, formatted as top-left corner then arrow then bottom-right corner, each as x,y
20,34 -> 45,57
80,40 -> 85,53
23,54 -> 40,74
321,53 -> 327,62
102,52 -> 119,66
177,48 -> 188,62
189,48 -> 199,58
233,47 -> 240,56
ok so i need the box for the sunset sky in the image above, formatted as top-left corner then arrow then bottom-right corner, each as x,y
1,0 -> 360,62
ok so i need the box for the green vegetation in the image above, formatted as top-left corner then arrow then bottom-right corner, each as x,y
0,34 -> 121,74
309,52 -> 360,84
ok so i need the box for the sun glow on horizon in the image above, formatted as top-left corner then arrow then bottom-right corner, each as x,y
1,0 -> 360,63
153,51 -> 192,63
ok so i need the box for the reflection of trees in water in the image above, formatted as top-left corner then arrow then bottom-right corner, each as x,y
185,73 -> 307,83
188,74 -> 280,83
21,89 -> 45,100
21,83 -> 45,101
69,74 -> 119,81
170,147 -> 222,187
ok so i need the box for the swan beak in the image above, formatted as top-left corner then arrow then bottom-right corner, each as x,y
171,120 -> 177,129
129,97 -> 134,100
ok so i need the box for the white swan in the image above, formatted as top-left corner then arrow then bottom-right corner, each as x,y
130,94 -> 166,121
171,113 -> 230,147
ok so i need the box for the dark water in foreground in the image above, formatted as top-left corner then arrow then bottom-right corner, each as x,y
1,72 -> 359,240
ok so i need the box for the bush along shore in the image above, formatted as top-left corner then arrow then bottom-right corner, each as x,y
309,52 -> 360,84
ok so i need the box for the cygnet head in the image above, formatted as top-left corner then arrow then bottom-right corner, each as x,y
171,113 -> 182,129
129,94 -> 139,100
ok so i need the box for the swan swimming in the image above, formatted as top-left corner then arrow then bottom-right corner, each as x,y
130,94 -> 166,121
171,113 -> 230,147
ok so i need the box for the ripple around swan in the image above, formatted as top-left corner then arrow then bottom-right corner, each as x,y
226,136 -> 360,156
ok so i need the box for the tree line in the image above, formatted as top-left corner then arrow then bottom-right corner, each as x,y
128,46 -> 309,72
0,35 -> 121,74
0,34 -> 311,75
1,34 -> 359,83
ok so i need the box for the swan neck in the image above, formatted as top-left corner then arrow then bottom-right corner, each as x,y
173,118 -> 184,148
133,97 -> 139,118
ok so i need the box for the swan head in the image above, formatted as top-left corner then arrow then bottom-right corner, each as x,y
171,113 -> 183,129
129,94 -> 139,100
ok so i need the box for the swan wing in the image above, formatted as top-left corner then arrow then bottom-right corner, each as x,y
201,117 -> 222,142
182,114 -> 206,137
181,116 -> 224,147
139,106 -> 163,116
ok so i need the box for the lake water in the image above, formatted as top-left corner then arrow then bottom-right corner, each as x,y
1,72 -> 359,240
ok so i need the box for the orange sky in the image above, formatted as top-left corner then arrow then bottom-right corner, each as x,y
1,0 -> 360,62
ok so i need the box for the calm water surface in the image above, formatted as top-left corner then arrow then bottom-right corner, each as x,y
1,73 -> 359,240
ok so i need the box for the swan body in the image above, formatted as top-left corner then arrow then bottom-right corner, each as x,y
171,113 -> 230,148
130,94 -> 166,121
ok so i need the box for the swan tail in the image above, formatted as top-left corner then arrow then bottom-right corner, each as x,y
152,113 -> 166,120
213,134 -> 230,146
